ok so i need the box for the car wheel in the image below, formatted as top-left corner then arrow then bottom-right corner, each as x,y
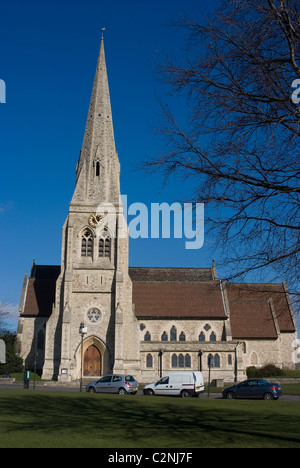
263,392 -> 274,400
225,392 -> 236,399
181,390 -> 191,398
88,387 -> 96,393
144,389 -> 154,396
118,387 -> 127,395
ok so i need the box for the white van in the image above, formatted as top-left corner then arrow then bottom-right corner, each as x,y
143,371 -> 204,397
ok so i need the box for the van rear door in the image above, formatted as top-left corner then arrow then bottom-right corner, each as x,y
193,372 -> 205,394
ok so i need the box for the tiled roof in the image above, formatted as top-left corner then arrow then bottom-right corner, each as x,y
129,267 -> 214,282
226,283 -> 296,338
22,266 -> 60,317
132,281 -> 226,319
19,265 -> 296,340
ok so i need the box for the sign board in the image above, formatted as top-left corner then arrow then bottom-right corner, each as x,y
0,339 -> 6,364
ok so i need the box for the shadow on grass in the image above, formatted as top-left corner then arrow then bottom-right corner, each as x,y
0,390 -> 300,447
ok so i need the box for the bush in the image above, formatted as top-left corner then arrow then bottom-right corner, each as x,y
246,364 -> 284,379
0,332 -> 23,375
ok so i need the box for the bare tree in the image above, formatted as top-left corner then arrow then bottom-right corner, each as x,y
0,303 -> 9,334
146,0 -> 300,295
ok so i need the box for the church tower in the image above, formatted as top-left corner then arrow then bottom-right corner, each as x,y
42,38 -> 140,381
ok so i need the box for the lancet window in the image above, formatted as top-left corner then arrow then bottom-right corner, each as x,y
99,233 -> 111,258
81,229 -> 93,257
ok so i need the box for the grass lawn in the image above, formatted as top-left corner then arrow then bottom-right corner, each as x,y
0,389 -> 300,448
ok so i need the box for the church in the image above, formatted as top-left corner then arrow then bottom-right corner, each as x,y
16,39 -> 298,384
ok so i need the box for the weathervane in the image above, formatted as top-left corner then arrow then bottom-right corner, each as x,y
101,27 -> 106,39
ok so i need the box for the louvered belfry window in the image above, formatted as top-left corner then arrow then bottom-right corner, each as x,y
81,229 -> 93,257
99,234 -> 111,258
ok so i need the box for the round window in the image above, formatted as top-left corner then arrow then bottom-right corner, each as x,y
87,308 -> 101,323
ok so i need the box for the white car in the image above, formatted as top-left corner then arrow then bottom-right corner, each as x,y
143,371 -> 204,397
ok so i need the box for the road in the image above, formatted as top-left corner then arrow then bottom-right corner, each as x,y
0,382 -> 300,400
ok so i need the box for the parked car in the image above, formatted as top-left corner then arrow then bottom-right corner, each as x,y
143,371 -> 204,397
86,374 -> 139,394
222,379 -> 282,400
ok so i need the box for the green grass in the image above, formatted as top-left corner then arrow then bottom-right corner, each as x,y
207,383 -> 300,395
0,389 -> 300,448
281,383 -> 300,395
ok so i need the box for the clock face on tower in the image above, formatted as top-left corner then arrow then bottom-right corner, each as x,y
88,214 -> 103,227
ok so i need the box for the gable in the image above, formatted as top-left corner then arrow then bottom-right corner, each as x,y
21,266 -> 60,317
226,283 -> 296,339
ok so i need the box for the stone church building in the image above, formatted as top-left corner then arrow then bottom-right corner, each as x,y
17,39 -> 298,383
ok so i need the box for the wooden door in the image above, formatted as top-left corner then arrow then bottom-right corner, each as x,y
84,345 -> 101,376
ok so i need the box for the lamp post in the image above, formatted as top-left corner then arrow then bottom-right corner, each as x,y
158,350 -> 163,378
208,354 -> 213,398
79,322 -> 87,392
198,350 -> 203,372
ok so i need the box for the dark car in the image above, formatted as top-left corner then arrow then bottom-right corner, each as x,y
222,379 -> 282,400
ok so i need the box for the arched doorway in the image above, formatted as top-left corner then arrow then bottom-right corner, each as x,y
84,345 -> 101,376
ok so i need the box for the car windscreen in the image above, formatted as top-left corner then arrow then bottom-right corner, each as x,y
125,375 -> 135,382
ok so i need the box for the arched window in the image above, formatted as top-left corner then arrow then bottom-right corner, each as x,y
81,229 -> 93,257
208,353 -> 220,368
178,353 -> 185,368
199,332 -> 205,342
99,238 -> 104,256
172,354 -> 178,368
146,354 -> 153,368
105,237 -> 111,257
208,353 -> 214,368
210,332 -> 216,342
172,353 -> 191,369
144,331 -> 151,342
179,331 -> 186,342
185,354 -> 191,368
214,354 -> 220,368
99,233 -> 111,259
161,331 -> 168,342
170,326 -> 177,342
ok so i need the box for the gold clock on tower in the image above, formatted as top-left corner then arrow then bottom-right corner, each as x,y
88,214 -> 103,227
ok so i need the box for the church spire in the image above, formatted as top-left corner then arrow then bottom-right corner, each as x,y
71,37 -> 120,204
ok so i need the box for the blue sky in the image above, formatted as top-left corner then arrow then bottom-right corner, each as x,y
0,0 -> 297,332
0,0 -> 218,329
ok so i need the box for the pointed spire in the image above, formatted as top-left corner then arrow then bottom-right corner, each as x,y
71,38 -> 120,204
